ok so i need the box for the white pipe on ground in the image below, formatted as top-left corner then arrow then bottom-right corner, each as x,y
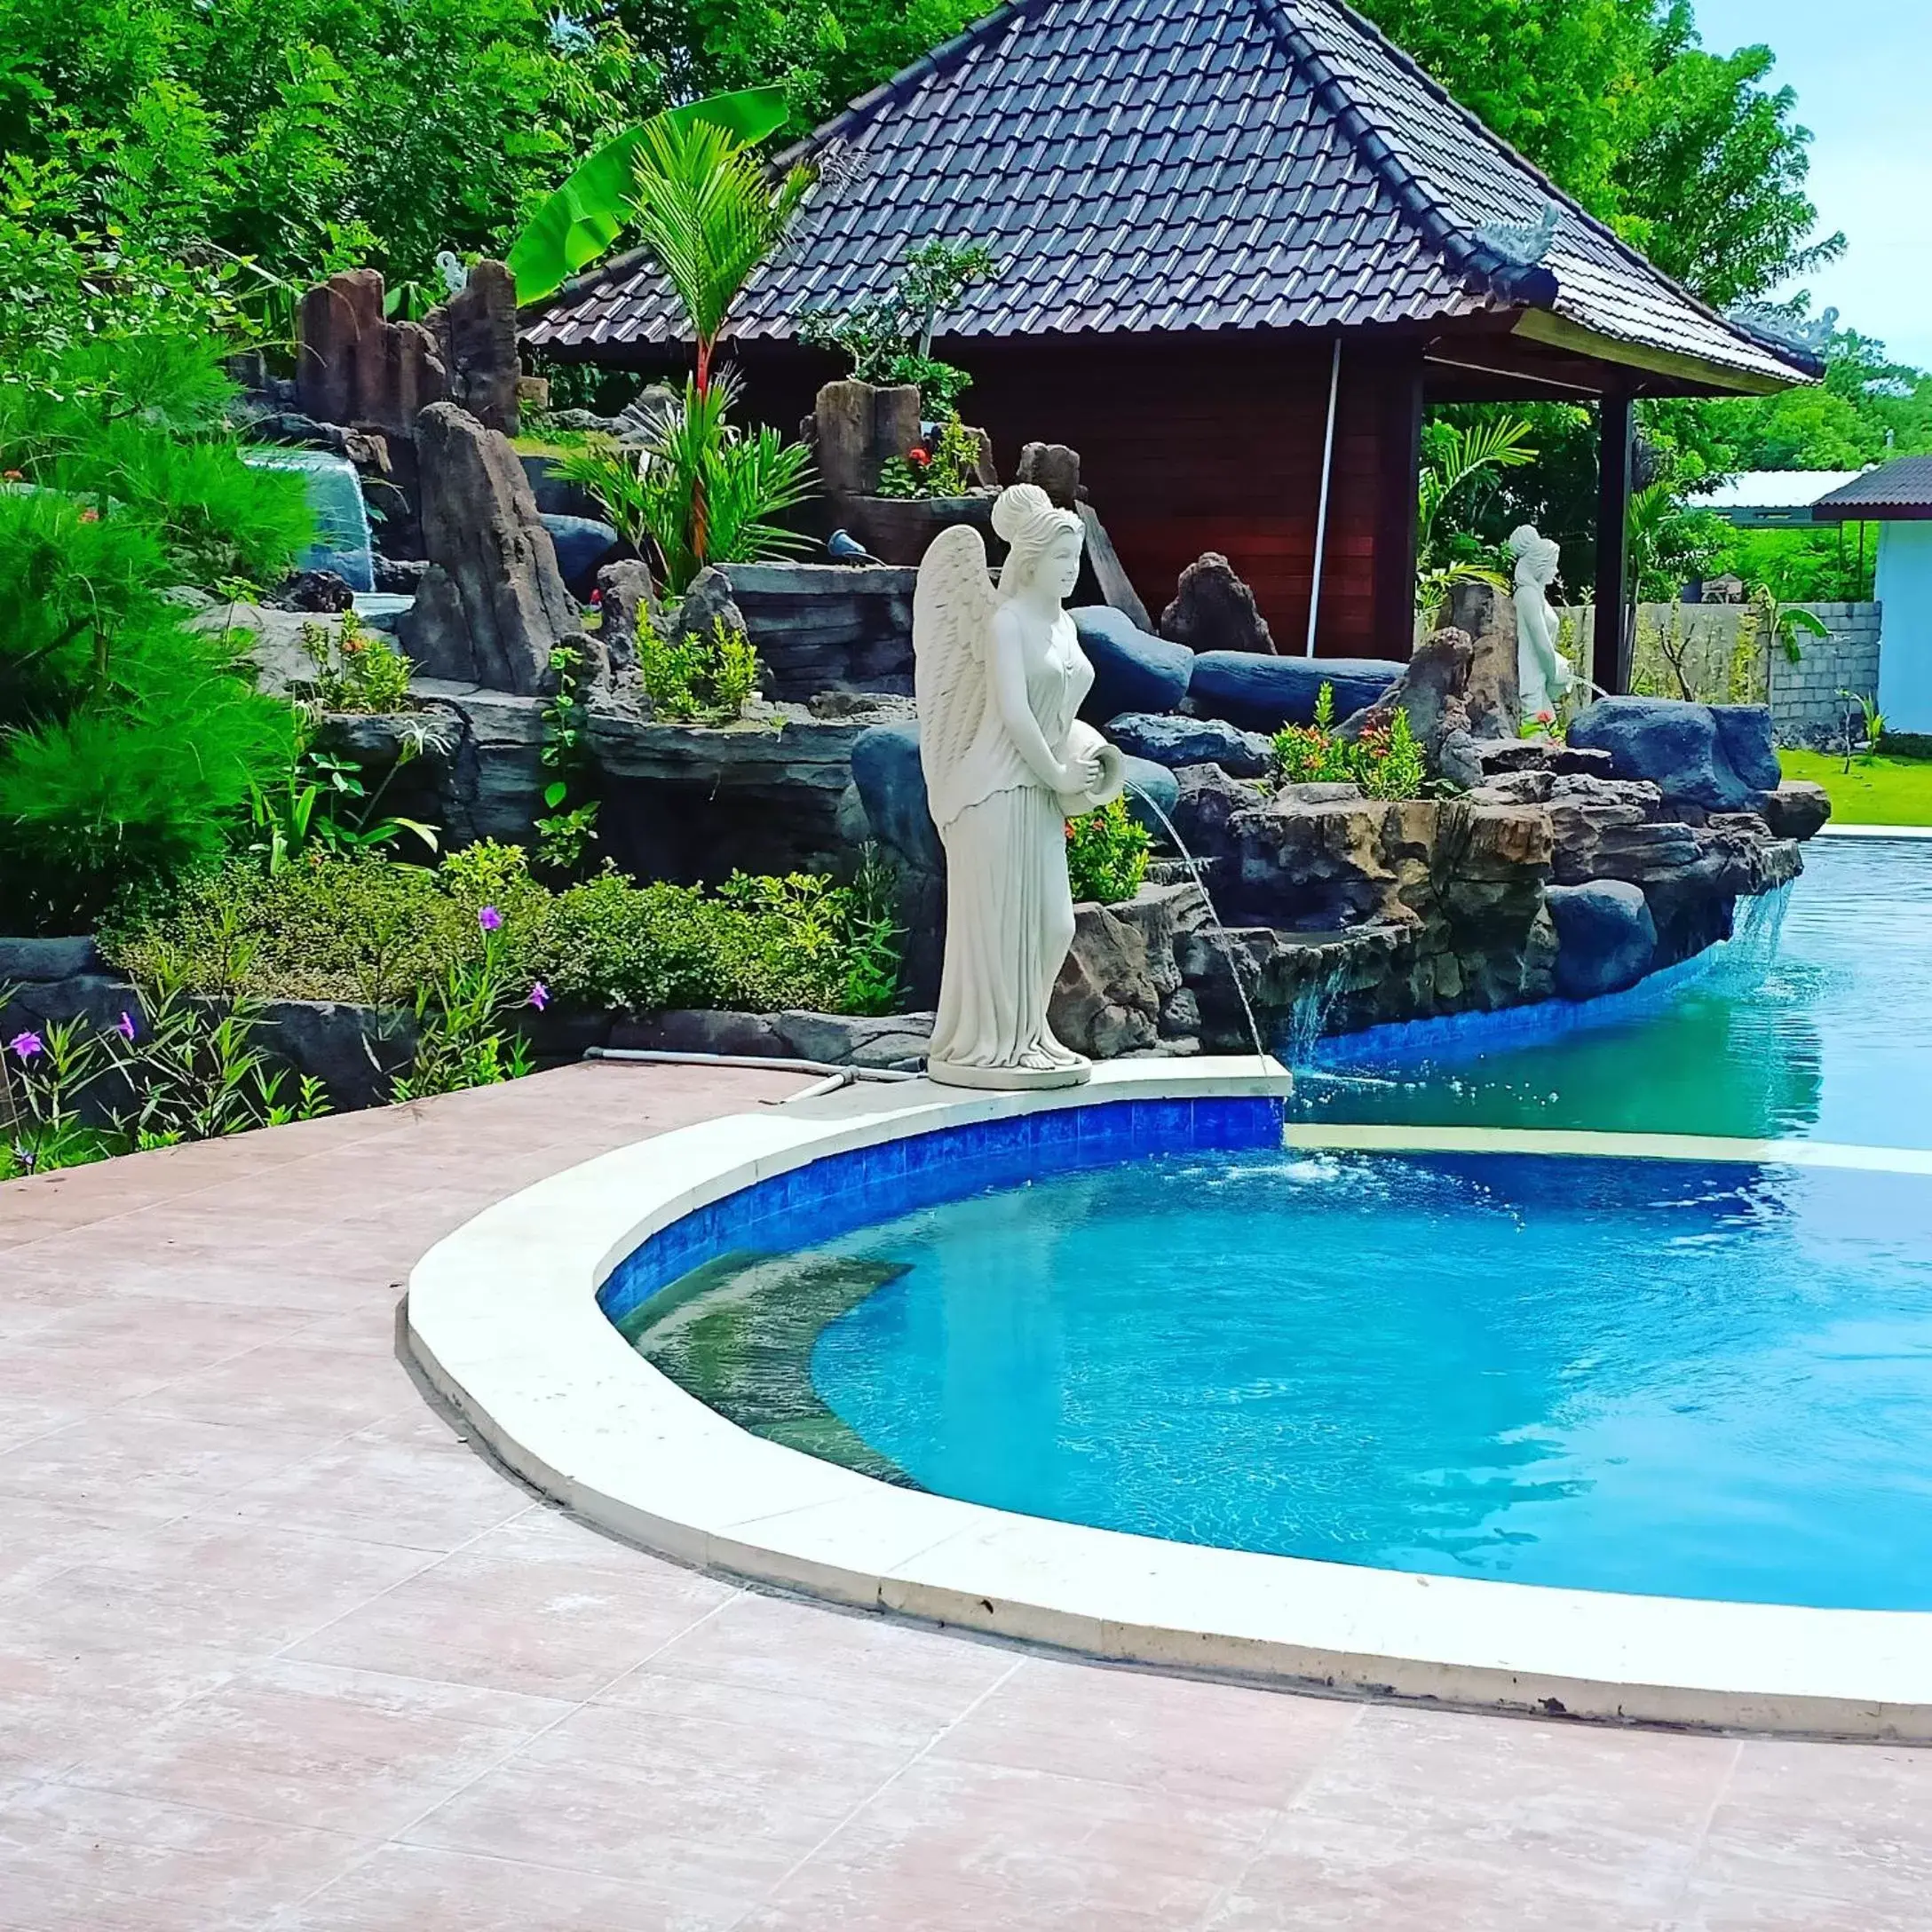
1305,337 -> 1343,659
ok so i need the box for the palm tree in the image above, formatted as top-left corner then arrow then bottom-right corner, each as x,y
627,118 -> 813,398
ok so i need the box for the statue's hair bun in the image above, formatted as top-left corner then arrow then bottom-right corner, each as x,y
992,483 -> 1056,544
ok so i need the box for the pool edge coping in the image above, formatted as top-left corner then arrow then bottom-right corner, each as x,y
404,1060 -> 1932,1743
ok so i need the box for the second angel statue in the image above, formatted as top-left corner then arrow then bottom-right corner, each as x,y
914,483 -> 1125,1089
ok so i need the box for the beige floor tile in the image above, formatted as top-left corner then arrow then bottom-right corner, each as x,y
59,1658 -> 573,1838
931,1656 -> 1361,1805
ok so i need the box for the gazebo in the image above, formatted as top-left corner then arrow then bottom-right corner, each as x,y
525,0 -> 1817,691
1814,457 -> 1932,734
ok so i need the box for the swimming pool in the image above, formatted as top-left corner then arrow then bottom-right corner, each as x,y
1296,835 -> 1932,1148
797,1146 -> 1932,1611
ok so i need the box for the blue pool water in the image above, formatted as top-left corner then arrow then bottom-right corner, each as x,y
808,1151 -> 1932,1608
1296,835 -> 1932,1149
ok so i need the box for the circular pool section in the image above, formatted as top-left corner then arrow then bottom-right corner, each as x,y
604,1118 -> 1932,1614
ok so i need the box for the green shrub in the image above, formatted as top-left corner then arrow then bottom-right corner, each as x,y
1065,798 -> 1151,906
1269,683 -> 1429,802
300,613 -> 415,715
102,843 -> 904,1018
638,612 -> 762,723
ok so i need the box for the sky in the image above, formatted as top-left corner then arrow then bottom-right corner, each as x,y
1689,0 -> 1932,369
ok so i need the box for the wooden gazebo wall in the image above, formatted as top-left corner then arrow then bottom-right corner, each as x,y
955,333 -> 1423,661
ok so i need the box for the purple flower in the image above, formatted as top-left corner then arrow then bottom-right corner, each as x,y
477,905 -> 503,933
526,982 -> 550,1011
7,1030 -> 44,1061
115,1010 -> 138,1042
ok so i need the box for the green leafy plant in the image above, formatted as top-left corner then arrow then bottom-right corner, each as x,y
390,905 -> 536,1101
797,240 -> 995,416
558,373 -> 816,594
247,740 -> 439,870
299,612 -> 415,714
1750,583 -> 1831,665
1270,683 -> 1428,800
836,845 -> 903,1017
535,638 -> 600,877
1839,690 -> 1887,771
1065,798 -> 1151,906
507,89 -> 793,307
638,613 -> 763,723
1414,415 -> 1539,615
874,415 -> 984,499
0,1009 -> 120,1176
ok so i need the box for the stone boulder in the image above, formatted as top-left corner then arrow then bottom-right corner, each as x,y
1160,552 -> 1277,654
1187,653 -> 1397,733
1444,580 -> 1520,739
1103,713 -> 1272,779
593,558 -> 657,677
1472,739 -> 1616,780
297,269 -> 447,438
540,514 -> 621,601
1759,780 -> 1832,842
851,722 -> 942,875
1547,881 -> 1658,1000
427,260 -> 520,435
1117,756 -> 1180,837
1071,606 -> 1192,723
1566,697 -> 1779,814
1015,441 -> 1081,509
1052,904 -> 1161,1057
399,403 -> 578,694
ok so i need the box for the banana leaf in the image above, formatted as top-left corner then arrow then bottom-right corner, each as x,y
509,86 -> 792,308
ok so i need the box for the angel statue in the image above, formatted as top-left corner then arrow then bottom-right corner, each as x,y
914,483 -> 1126,1089
1508,524 -> 1573,726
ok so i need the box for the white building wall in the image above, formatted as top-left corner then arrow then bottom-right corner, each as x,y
1876,522 -> 1932,734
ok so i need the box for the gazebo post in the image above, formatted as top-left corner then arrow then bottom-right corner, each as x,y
1593,386 -> 1635,694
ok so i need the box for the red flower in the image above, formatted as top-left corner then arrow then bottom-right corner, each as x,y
907,446 -> 930,466
78,508 -> 99,523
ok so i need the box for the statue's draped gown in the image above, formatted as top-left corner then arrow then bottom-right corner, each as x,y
927,609 -> 1091,1071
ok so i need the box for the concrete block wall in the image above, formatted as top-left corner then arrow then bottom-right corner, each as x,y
1766,603 -> 1881,745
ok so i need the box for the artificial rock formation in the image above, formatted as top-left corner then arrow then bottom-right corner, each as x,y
399,404 -> 579,695
1160,552 -> 1277,654
427,261 -> 521,434
814,381 -> 922,498
297,272 -> 447,437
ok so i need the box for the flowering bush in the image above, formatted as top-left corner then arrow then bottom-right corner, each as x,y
1270,683 -> 1428,801
874,415 -> 984,499
1065,798 -> 1151,906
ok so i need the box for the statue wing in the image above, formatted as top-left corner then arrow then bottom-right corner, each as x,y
913,522 -> 998,827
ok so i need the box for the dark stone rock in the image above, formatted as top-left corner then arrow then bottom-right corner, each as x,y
1117,756 -> 1179,838
372,555 -> 429,594
1071,606 -> 1192,724
670,568 -> 748,652
1340,627 -> 1471,748
1547,881 -> 1658,1000
1759,780 -> 1832,842
1444,580 -> 1519,739
398,403 -> 577,694
540,514 -> 622,600
717,563 -> 915,701
273,568 -> 354,614
814,380 -> 922,498
0,936 -> 100,981
1160,552 -> 1277,655
1168,764 -> 1271,860
611,1009 -> 788,1057
1711,704 -> 1783,795
257,1000 -> 417,1111
851,723 -> 942,875
1566,697 -> 1777,814
594,558 -> 657,675
1103,713 -> 1272,778
428,259 -> 520,435
1472,738 -> 1616,780
773,1010 -> 933,1071
297,269 -> 447,437
1187,653 -> 1397,732
1053,902 -> 1160,1056
1016,441 -> 1081,509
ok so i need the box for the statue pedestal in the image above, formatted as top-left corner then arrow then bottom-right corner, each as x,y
924,1058 -> 1092,1092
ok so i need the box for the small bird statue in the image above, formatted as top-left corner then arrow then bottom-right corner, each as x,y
1477,201 -> 1562,269
825,528 -> 882,565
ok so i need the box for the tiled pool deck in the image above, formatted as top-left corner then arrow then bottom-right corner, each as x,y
3,1064 -> 1928,1929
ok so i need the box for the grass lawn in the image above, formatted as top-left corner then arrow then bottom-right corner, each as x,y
1781,748 -> 1932,827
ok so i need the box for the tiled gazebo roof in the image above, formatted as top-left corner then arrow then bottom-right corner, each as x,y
1813,459 -> 1932,522
526,0 -> 1814,393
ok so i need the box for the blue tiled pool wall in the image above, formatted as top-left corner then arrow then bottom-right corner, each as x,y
597,1096 -> 1287,1330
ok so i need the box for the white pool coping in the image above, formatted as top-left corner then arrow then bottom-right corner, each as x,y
405,1061 -> 1932,1741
